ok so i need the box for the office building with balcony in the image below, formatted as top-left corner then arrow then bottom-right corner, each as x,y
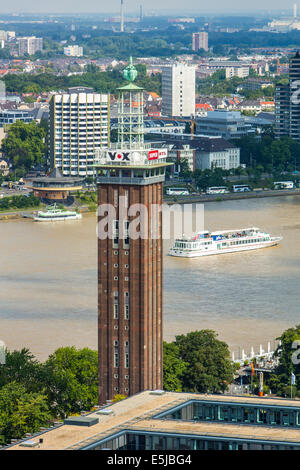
49,88 -> 109,177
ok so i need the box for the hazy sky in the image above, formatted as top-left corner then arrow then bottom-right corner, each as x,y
0,0 -> 294,14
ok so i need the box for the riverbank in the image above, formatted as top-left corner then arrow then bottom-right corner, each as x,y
0,205 -> 90,221
164,188 -> 300,205
1,188 -> 300,221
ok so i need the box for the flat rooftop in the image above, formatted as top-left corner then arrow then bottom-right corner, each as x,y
7,391 -> 300,451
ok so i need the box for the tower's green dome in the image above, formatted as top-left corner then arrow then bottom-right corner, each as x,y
122,56 -> 138,82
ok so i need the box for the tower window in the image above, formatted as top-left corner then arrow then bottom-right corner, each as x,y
124,341 -> 129,368
124,190 -> 129,208
114,190 -> 118,207
114,304 -> 119,319
124,304 -> 129,320
114,340 -> 119,368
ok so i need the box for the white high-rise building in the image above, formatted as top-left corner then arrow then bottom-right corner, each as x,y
192,32 -> 208,52
162,63 -> 196,117
49,88 -> 109,177
63,45 -> 83,57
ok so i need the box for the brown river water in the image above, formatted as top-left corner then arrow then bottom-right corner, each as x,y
0,195 -> 299,360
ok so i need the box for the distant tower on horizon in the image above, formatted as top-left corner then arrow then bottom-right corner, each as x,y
120,0 -> 124,32
96,58 -> 171,404
140,4 -> 143,22
192,32 -> 209,52
294,3 -> 298,18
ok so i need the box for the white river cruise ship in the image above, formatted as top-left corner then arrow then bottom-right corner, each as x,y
34,204 -> 82,222
169,227 -> 282,258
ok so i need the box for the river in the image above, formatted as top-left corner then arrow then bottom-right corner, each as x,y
0,196 -> 299,360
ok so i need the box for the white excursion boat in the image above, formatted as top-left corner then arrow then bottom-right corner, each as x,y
34,204 -> 82,222
169,227 -> 282,258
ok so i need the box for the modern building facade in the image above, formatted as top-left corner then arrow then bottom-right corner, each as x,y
7,391 -> 300,450
49,87 -> 109,177
0,109 -> 34,127
161,64 -> 196,117
95,59 -> 171,404
275,83 -> 290,138
196,110 -> 255,139
275,51 -> 300,141
289,51 -> 300,141
192,32 -> 208,52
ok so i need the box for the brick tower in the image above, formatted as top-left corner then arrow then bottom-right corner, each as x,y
96,58 -> 171,404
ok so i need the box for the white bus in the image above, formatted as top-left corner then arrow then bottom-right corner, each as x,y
232,184 -> 252,193
274,181 -> 294,190
206,186 -> 229,195
166,187 -> 190,196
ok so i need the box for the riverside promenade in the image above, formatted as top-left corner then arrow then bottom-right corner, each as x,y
1,188 -> 300,220
164,188 -> 300,205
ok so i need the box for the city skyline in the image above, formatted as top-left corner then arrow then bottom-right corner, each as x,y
0,1 -> 298,14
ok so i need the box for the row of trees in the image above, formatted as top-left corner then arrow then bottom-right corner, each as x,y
0,347 -> 98,444
3,64 -> 162,96
0,194 -> 40,211
0,330 -> 235,444
268,326 -> 300,398
232,135 -> 300,174
1,325 -> 299,443
1,120 -> 47,174
163,330 -> 235,393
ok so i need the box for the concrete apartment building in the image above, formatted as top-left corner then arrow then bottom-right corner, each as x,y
49,87 -> 109,177
18,36 -> 43,56
63,45 -> 83,57
192,32 -> 208,52
198,61 -> 250,79
161,63 -> 196,117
